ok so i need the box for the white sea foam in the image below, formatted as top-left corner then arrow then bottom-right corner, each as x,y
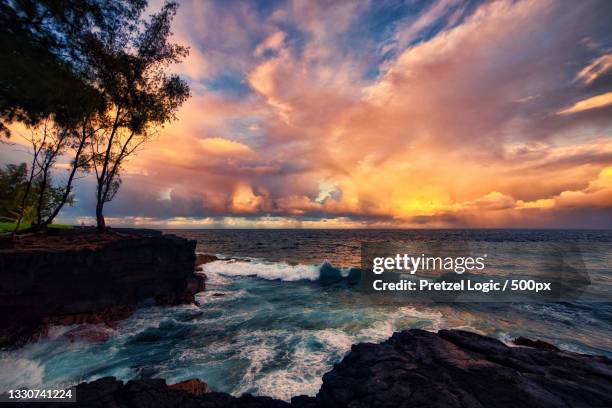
313,329 -> 354,352
357,320 -> 396,343
236,336 -> 277,394
450,325 -> 487,336
233,328 -> 352,401
0,357 -> 44,390
196,288 -> 248,304
200,260 -> 321,282
354,306 -> 446,343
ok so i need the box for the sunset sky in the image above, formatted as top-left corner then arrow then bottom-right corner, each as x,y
3,0 -> 612,228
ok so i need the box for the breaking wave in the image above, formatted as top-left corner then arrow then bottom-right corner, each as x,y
199,258 -> 361,283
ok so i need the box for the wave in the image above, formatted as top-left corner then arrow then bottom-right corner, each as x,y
200,328 -> 353,401
0,357 -> 44,390
199,259 -> 361,283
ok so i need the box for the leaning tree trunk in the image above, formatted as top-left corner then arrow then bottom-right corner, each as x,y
14,172 -> 34,235
42,133 -> 87,228
14,155 -> 38,235
35,168 -> 49,227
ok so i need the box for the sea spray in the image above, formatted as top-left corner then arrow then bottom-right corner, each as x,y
200,259 -> 361,283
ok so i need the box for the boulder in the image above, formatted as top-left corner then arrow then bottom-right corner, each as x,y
513,336 -> 560,351
196,253 -> 218,265
168,379 -> 211,395
64,325 -> 115,343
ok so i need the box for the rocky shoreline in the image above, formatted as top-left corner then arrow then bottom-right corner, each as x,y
3,231 -> 611,407
0,228 -> 205,346
18,329 -> 612,408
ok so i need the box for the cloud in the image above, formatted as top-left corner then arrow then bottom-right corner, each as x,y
576,54 -> 612,85
199,137 -> 256,157
463,192 -> 517,211
553,166 -> 612,208
391,0 -> 464,52
254,31 -> 286,57
557,92 -> 612,115
24,0 -> 611,229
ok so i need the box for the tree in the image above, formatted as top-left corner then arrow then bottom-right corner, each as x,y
30,119 -> 87,228
0,0 -> 146,137
9,123 -> 75,231
0,163 -> 28,221
32,120 -> 70,226
41,113 -> 94,227
13,126 -> 46,232
1,0 -> 189,232
1,0 -> 144,229
86,2 -> 189,231
0,162 -> 70,230
32,171 -> 73,225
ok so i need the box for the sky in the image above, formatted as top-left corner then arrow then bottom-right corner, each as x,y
3,0 -> 612,228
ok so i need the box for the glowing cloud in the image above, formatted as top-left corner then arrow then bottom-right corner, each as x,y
11,0 -> 608,229
199,137 -> 256,157
558,92 -> 612,115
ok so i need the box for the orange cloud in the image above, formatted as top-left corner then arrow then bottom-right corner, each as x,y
576,54 -> 612,85
48,0 -> 612,229
557,92 -> 612,115
254,31 -> 286,56
199,137 -> 256,157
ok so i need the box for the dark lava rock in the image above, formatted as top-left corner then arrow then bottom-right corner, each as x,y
0,235 -> 14,249
28,329 -> 612,407
168,378 -> 212,395
63,324 -> 115,343
0,231 -> 204,346
318,329 -> 612,408
46,304 -> 136,326
513,336 -> 560,351
196,253 -> 218,265
169,379 -> 211,395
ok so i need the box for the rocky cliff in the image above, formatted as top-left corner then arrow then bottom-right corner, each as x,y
0,229 -> 204,346
25,329 -> 612,408
316,329 -> 612,408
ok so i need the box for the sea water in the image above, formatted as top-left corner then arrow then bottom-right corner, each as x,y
1,229 -> 611,401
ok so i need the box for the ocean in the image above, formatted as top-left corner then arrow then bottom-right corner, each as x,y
1,229 -> 611,401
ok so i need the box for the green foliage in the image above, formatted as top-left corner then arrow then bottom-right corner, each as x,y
0,163 -> 26,219
0,163 -> 73,228
0,222 -> 71,234
0,222 -> 30,234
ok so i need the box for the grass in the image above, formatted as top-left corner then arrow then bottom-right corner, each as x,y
0,221 -> 29,234
0,221 -> 72,234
